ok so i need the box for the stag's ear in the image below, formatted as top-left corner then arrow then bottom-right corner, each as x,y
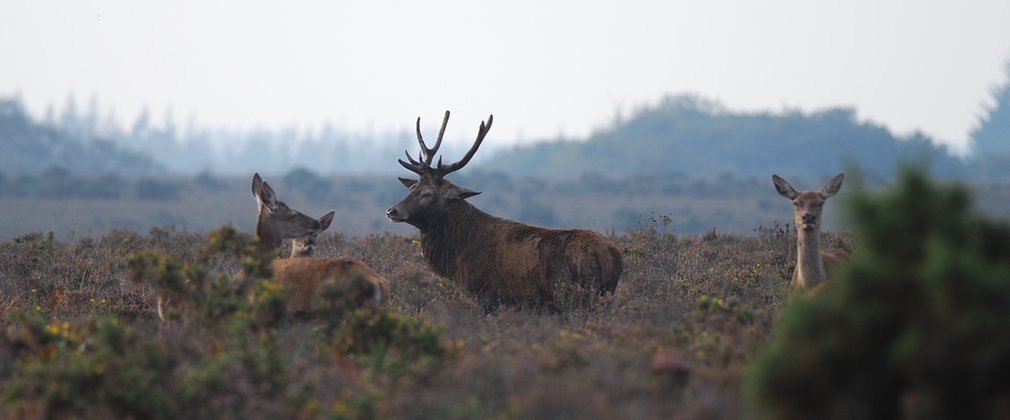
448,185 -> 480,201
821,173 -> 844,198
398,177 -> 418,188
318,211 -> 335,232
772,175 -> 798,200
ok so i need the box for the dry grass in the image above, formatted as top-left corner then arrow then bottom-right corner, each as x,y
0,221 -> 831,419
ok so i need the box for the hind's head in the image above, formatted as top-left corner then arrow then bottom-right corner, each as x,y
772,173 -> 844,231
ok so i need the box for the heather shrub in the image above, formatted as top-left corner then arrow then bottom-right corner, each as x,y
748,168 -> 1010,419
1,224 -> 464,418
0,194 -> 826,418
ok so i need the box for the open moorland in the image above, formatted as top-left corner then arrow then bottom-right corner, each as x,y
4,170 -> 1010,419
0,216 -> 846,419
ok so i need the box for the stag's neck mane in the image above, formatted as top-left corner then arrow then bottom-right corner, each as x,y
795,227 -> 826,289
418,200 -> 499,278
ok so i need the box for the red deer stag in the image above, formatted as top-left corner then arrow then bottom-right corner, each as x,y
772,173 -> 847,295
386,111 -> 622,311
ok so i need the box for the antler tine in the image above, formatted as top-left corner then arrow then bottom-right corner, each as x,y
395,158 -> 424,176
403,150 -> 422,167
414,117 -> 430,164
395,149 -> 424,175
415,110 -> 451,166
431,110 -> 450,163
438,114 -> 493,176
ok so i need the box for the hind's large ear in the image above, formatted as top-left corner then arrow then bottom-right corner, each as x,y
772,175 -> 798,200
318,211 -> 335,232
251,173 -> 264,197
257,180 -> 279,212
821,173 -> 844,198
399,177 -> 418,188
448,185 -> 480,201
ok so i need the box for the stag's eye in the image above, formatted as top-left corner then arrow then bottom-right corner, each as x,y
420,192 -> 434,200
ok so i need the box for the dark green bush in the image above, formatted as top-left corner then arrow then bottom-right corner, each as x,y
747,168 -> 1010,419
325,307 -> 459,379
2,311 -> 178,419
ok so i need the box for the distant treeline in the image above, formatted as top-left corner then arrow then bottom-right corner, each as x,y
0,167 -> 190,201
0,98 -> 160,175
1,61 -> 1007,180
489,63 -> 1008,182
0,95 -> 437,176
489,95 -> 973,181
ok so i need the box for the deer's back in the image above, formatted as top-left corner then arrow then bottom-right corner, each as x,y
542,229 -> 623,294
272,257 -> 389,313
488,224 -> 623,304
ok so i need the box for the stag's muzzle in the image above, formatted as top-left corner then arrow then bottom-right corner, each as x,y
386,207 -> 406,222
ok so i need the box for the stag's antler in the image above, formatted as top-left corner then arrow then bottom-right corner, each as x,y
398,111 -> 493,179
437,115 -> 492,176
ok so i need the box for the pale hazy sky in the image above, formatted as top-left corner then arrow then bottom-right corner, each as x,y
1,0 -> 1008,151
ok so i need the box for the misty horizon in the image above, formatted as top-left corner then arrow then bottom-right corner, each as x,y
3,0 -> 1008,155
0,91 -> 978,178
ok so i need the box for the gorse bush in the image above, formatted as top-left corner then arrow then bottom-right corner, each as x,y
126,225 -> 290,327
747,168 -> 1010,419
2,225 -> 456,418
2,311 -> 179,418
326,307 -> 460,379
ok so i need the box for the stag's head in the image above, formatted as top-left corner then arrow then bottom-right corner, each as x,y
386,111 -> 492,228
772,173 -> 844,231
252,173 -> 329,250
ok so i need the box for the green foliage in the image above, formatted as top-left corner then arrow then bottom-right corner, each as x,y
747,168 -> 1010,419
0,224 -> 458,418
12,231 -> 55,251
127,226 -> 292,328
2,311 -> 178,418
325,307 -> 459,378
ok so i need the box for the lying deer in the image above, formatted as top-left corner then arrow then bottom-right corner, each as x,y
772,173 -> 847,294
155,174 -> 388,320
386,111 -> 622,311
252,173 -> 389,314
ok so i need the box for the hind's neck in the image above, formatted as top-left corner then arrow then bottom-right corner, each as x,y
794,228 -> 825,289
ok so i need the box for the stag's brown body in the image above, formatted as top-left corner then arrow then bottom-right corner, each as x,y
387,111 -> 622,310
421,196 -> 621,308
